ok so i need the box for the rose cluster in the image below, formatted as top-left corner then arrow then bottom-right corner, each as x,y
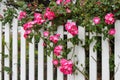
53,59 -> 73,74
18,8 -> 55,38
18,0 -> 117,75
93,13 -> 116,35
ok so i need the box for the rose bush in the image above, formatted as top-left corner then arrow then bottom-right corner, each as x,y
1,0 -> 120,79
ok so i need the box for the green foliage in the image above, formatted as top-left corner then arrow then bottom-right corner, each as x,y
109,53 -> 115,72
3,66 -> 12,74
1,7 -> 17,27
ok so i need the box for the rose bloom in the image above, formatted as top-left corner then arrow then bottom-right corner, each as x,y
64,0 -> 71,5
43,31 -> 49,37
0,14 -> 3,19
23,21 -> 35,30
66,8 -> 71,13
93,17 -> 100,24
18,11 -> 26,20
52,59 -> 59,66
24,30 -> 31,38
34,13 -> 45,24
44,8 -> 55,20
105,13 -> 115,24
49,34 -> 60,44
56,0 -> 63,4
54,45 -> 63,56
42,42 -> 46,47
108,28 -> 116,35
65,22 -> 78,36
59,59 -> 73,74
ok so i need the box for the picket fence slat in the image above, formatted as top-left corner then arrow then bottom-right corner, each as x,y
67,33 -> 75,80
47,47 -> 53,80
20,27 -> 26,80
12,18 -> 18,80
0,21 -> 2,80
75,26 -> 85,80
115,20 -> 120,80
57,26 -> 64,80
29,38 -> 35,80
38,31 -> 44,80
47,22 -> 53,80
4,23 -> 10,80
0,3 -> 3,79
89,33 -> 97,80
102,37 -> 110,80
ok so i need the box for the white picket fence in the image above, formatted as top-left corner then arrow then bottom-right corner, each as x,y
1,2 -> 120,80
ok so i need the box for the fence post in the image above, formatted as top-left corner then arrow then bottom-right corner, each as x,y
38,31 -> 44,80
102,36 -> 110,80
89,33 -> 97,80
115,20 -> 120,80
75,26 -> 85,80
0,2 -> 3,80
20,27 -> 26,80
12,17 -> 18,80
29,38 -> 35,80
0,17 -> 2,80
4,23 -> 10,80
57,26 -> 64,80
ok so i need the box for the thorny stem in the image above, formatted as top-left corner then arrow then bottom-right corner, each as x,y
111,63 -> 120,80
70,45 -> 75,59
74,65 -> 89,80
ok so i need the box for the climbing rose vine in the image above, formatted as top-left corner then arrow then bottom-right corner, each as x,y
16,0 -> 119,75
1,0 -> 120,79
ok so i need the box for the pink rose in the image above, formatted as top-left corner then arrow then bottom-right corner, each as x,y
59,59 -> 73,74
66,8 -> 71,13
34,13 -> 45,24
42,42 -> 47,46
108,28 -> 116,35
64,0 -> 71,5
18,11 -> 26,20
0,14 -> 3,19
105,13 -> 115,24
43,31 -> 49,37
54,45 -> 63,56
52,59 -> 59,66
56,0 -> 63,4
23,21 -> 35,30
44,8 -> 55,20
93,17 -> 100,24
50,34 -> 60,44
24,30 -> 31,38
65,22 -> 78,36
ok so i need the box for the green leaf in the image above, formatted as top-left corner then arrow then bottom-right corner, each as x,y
3,66 -> 12,74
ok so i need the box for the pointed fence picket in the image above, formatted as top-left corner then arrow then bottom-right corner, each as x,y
57,26 -> 64,80
89,33 -> 97,80
47,22 -> 53,80
0,19 -> 2,80
38,31 -> 44,80
75,26 -> 85,80
29,38 -> 35,80
102,36 -> 110,80
67,32 -> 75,80
20,27 -> 26,80
47,46 -> 53,80
0,4 -> 2,79
4,23 -> 10,80
115,20 -> 120,80
12,17 -> 18,80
